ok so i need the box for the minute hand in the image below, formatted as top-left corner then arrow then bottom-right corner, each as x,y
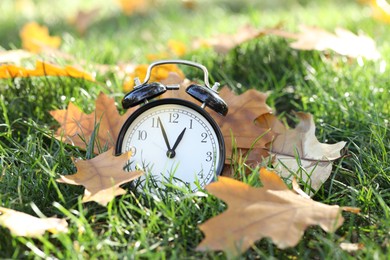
158,117 -> 171,151
172,128 -> 187,152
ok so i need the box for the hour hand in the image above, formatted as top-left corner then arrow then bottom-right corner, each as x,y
166,127 -> 186,159
158,117 -> 171,151
172,128 -> 186,152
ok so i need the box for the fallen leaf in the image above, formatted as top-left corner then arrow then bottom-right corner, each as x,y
256,112 -> 346,194
145,39 -> 187,62
211,88 -> 273,165
272,25 -> 381,60
192,24 -> 269,54
0,60 -> 94,81
0,49 -> 33,64
123,63 -> 185,92
197,168 -> 357,255
56,148 -> 143,206
292,177 -> 311,199
19,22 -> 61,53
117,0 -> 149,15
167,40 -> 187,57
182,0 -> 197,9
69,8 -> 100,35
365,0 -> 390,23
192,24 -> 381,60
161,85 -> 274,167
0,207 -> 68,237
50,92 -> 136,154
339,242 -> 365,252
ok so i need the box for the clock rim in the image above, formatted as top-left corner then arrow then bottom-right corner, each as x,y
115,98 -> 226,185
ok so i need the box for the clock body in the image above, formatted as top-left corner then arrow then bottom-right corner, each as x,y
116,98 -> 225,191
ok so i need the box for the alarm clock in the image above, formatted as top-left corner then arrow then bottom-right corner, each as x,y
116,60 -> 228,191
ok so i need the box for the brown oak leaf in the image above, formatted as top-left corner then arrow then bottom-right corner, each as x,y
0,207 -> 68,237
50,92 -> 136,154
255,112 -> 346,194
269,25 -> 381,60
56,148 -> 143,206
192,24 -> 380,60
192,24 -> 277,54
211,87 -> 273,164
197,168 -> 358,255
69,8 -> 100,35
161,85 -> 274,168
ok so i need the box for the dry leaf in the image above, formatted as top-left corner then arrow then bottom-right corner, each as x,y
50,92 -> 136,154
365,0 -> 390,23
161,85 -> 274,168
0,207 -> 68,237
192,24 -> 380,60
182,0 -> 197,9
167,40 -> 187,57
0,49 -> 33,64
211,88 -> 273,164
19,22 -> 61,53
117,0 -> 149,15
69,8 -> 100,35
256,112 -> 346,194
56,148 -> 143,206
145,40 -> 186,61
197,168 -> 357,255
339,242 -> 365,252
271,25 -> 381,60
192,25 -> 269,54
0,60 -> 94,81
123,63 -> 185,92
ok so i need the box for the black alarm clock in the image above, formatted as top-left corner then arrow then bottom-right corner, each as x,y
116,60 -> 228,191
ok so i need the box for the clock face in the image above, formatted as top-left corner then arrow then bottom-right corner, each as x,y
116,99 -> 225,191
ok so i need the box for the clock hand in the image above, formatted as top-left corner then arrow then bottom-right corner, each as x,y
166,128 -> 186,159
158,117 -> 171,151
171,128 -> 187,152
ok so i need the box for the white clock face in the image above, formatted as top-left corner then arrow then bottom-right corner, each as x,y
118,100 -> 224,191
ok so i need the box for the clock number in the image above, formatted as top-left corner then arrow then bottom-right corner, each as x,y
201,132 -> 208,143
151,118 -> 160,128
189,119 -> 193,129
169,113 -> 179,123
130,146 -> 137,156
138,130 -> 147,140
205,151 -> 213,162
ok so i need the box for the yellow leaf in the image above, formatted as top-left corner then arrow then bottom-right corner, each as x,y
56,148 -> 143,206
364,0 -> 390,23
167,40 -> 187,56
123,64 -> 185,92
19,22 -> 61,53
196,168 -> 358,255
0,207 -> 68,238
146,52 -> 169,62
0,61 -> 94,81
117,0 -> 148,15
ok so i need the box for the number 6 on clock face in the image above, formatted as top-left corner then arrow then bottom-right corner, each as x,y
116,99 -> 225,191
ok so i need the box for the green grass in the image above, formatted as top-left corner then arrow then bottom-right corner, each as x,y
1,0 -> 389,258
